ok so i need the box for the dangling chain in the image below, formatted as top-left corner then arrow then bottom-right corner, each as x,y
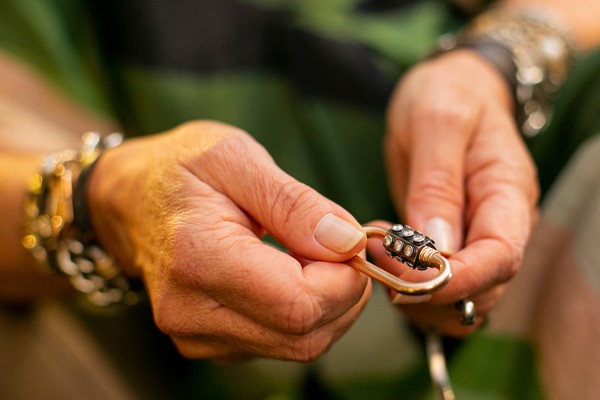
350,224 -> 476,399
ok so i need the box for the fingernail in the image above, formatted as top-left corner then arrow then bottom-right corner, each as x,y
314,213 -> 365,253
424,217 -> 455,254
392,293 -> 432,304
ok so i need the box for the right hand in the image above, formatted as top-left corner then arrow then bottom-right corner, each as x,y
88,121 -> 370,362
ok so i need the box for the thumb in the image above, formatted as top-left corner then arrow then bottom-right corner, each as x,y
191,131 -> 366,261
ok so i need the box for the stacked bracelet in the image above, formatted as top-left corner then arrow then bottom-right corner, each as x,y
436,9 -> 577,138
22,132 -> 139,306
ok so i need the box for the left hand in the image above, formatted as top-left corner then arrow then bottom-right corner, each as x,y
369,49 -> 540,336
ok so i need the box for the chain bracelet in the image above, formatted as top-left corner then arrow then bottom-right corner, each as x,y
22,132 -> 139,306
436,9 -> 577,138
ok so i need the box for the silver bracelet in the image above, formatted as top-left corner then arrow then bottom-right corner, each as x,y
437,10 -> 578,138
23,132 -> 139,306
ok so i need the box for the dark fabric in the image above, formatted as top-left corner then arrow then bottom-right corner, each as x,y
356,0 -> 418,13
88,0 -> 395,109
89,0 -> 278,72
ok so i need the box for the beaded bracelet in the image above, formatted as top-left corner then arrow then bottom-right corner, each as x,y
22,132 -> 139,306
436,9 -> 578,138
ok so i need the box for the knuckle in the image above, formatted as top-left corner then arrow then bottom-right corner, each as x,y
153,303 -> 189,336
278,288 -> 323,336
152,286 -> 201,337
174,341 -> 203,359
497,239 -> 524,283
407,169 -> 463,211
506,249 -> 523,280
177,347 -> 198,360
177,119 -> 247,139
267,180 -> 320,230
173,339 -> 222,360
289,334 -> 330,363
414,97 -> 475,131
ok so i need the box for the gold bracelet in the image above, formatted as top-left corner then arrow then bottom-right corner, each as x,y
22,132 -> 139,306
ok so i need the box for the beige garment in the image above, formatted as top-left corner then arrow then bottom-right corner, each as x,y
490,134 -> 600,400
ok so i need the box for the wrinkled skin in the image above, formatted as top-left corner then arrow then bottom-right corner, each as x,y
89,121 -> 371,362
371,49 -> 539,336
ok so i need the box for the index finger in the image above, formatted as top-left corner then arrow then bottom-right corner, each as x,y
429,126 -> 538,303
187,220 -> 370,335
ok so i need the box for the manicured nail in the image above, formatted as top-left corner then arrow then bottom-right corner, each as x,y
314,213 -> 365,253
391,293 -> 432,304
424,217 -> 455,254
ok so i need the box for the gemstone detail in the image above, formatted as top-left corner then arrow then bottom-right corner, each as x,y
383,235 -> 393,247
393,240 -> 404,253
402,245 -> 414,257
391,224 -> 403,232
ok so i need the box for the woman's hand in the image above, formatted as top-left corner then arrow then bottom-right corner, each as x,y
88,120 -> 370,362
371,49 -> 539,336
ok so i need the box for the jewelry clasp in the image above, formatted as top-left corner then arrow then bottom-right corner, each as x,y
347,225 -> 452,295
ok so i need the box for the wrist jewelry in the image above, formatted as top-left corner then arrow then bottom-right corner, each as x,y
22,132 -> 139,306
436,9 -> 578,138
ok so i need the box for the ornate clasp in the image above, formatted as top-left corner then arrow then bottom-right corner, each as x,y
347,225 -> 452,296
